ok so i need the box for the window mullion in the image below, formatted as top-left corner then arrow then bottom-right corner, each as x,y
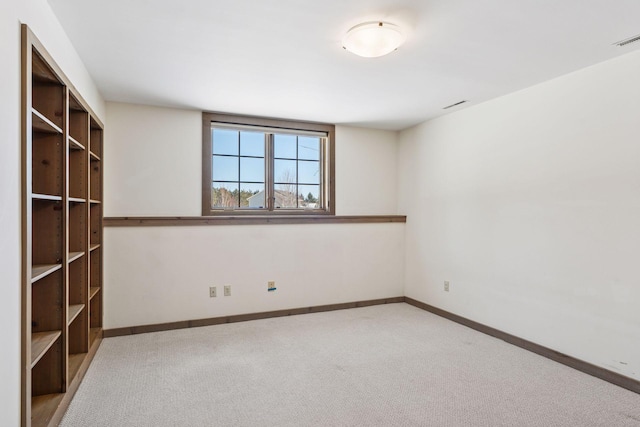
237,132 -> 241,208
295,136 -> 299,208
320,137 -> 325,209
266,133 -> 274,211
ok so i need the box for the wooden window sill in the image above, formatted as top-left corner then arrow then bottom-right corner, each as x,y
103,215 -> 406,227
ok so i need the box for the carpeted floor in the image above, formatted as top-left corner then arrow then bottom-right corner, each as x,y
61,303 -> 640,426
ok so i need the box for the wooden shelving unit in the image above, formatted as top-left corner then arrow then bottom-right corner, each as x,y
21,25 -> 104,427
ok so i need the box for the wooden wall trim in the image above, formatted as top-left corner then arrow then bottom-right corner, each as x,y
103,215 -> 407,227
404,297 -> 640,395
103,297 -> 406,337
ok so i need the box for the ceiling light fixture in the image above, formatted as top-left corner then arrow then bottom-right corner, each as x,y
342,21 -> 406,58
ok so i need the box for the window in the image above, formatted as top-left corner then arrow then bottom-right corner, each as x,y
202,113 -> 335,215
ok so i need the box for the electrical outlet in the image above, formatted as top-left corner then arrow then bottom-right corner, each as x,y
209,286 -> 217,298
444,281 -> 450,292
224,285 -> 231,296
268,281 -> 276,292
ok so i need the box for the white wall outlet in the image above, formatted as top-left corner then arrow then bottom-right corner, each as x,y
268,281 -> 276,291
224,285 -> 231,296
444,281 -> 450,292
209,286 -> 217,298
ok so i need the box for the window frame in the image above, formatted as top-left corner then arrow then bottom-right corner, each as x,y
202,112 -> 335,216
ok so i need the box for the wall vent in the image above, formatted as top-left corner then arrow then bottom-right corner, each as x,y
443,100 -> 468,110
613,34 -> 640,47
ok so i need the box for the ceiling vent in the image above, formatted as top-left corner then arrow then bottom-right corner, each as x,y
443,100 -> 468,110
613,34 -> 640,47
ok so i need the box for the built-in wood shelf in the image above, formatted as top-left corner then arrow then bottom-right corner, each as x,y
24,24 -> 104,427
30,331 -> 61,368
67,304 -> 84,325
31,264 -> 62,283
69,136 -> 85,151
32,109 -> 62,134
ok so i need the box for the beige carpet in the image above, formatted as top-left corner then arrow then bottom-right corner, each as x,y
61,303 -> 640,426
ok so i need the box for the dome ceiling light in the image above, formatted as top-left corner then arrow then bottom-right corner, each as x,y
342,21 -> 406,58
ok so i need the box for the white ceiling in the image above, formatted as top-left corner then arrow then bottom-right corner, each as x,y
48,0 -> 640,130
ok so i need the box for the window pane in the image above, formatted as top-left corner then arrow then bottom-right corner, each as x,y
240,157 -> 264,182
240,131 -> 264,157
213,155 -> 238,181
212,129 -> 238,155
299,185 -> 320,208
274,134 -> 296,159
274,159 -> 296,184
212,182 -> 239,208
298,160 -> 320,184
298,137 -> 320,160
274,185 -> 299,209
241,183 -> 264,208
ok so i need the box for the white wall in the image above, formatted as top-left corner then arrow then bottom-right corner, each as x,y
104,102 -> 404,329
105,103 -> 201,216
398,50 -> 640,380
104,224 -> 404,329
0,0 -> 105,424
336,126 -> 398,215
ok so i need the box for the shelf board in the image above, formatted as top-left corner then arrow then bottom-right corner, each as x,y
31,264 -> 62,283
32,193 -> 62,202
68,251 -> 85,264
31,393 -> 65,427
32,51 -> 61,85
90,199 -> 102,204
68,352 -> 87,381
32,109 -> 62,134
68,304 -> 85,325
89,243 -> 101,252
31,330 -> 61,368
89,286 -> 100,300
68,95 -> 85,112
69,197 -> 86,203
69,136 -> 85,151
89,151 -> 101,162
90,327 -> 102,345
